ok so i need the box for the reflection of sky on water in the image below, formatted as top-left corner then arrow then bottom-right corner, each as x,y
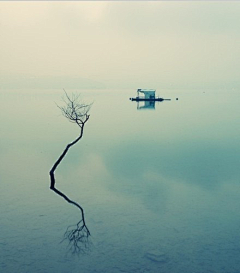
1,89 -> 240,272
105,140 -> 240,190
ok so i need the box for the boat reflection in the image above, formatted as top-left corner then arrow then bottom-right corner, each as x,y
137,100 -> 156,110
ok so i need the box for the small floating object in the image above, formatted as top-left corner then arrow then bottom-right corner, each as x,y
144,250 -> 168,263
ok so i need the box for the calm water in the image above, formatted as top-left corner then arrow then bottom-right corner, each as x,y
1,89 -> 240,273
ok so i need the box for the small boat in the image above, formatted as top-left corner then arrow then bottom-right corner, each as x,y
129,89 -> 168,101
130,97 -> 164,102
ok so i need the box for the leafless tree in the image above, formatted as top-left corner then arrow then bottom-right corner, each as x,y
49,90 -> 91,253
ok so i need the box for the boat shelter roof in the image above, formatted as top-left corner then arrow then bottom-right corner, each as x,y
137,89 -> 156,92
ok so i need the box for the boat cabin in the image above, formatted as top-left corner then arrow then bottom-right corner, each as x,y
137,89 -> 156,99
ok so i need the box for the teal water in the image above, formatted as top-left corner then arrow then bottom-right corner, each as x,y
1,89 -> 240,272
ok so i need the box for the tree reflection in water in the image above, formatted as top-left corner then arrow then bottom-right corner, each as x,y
49,91 -> 91,254
62,219 -> 92,255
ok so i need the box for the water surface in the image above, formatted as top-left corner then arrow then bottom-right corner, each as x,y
1,89 -> 240,273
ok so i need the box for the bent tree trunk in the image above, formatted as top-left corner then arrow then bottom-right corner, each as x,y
49,92 -> 91,252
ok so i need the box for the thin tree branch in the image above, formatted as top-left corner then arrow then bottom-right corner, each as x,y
49,91 -> 91,252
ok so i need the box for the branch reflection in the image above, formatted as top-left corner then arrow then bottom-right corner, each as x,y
49,91 -> 92,254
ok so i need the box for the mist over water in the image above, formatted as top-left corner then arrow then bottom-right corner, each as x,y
1,89 -> 240,273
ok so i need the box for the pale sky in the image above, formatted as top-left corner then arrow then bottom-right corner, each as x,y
1,1 -> 240,90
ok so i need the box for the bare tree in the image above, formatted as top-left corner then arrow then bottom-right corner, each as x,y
49,90 -> 91,253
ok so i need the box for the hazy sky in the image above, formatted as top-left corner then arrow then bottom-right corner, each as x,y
1,1 -> 240,89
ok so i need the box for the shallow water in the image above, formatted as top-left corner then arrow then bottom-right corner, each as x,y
1,88 -> 240,273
